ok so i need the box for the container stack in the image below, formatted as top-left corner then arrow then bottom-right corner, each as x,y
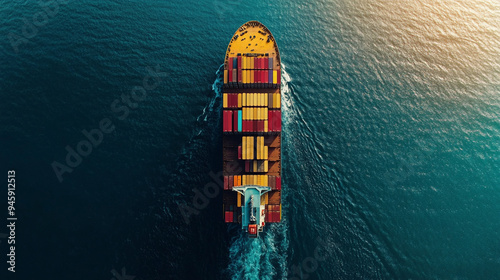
223,92 -> 281,134
224,54 -> 281,89
265,204 -> 281,223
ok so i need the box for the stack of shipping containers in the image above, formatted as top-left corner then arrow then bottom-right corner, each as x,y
223,58 -> 281,224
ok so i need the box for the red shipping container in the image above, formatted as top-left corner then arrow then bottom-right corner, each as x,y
238,146 -> 242,159
264,57 -> 268,69
228,57 -> 233,71
245,161 -> 250,172
229,175 -> 234,189
254,120 -> 258,132
277,70 -> 281,85
268,110 -> 273,132
238,70 -> 242,83
224,176 -> 229,190
225,211 -> 233,223
228,110 -> 233,132
228,70 -> 233,84
276,176 -> 281,190
265,211 -> 271,223
237,56 -> 242,70
264,70 -> 268,84
275,211 -> 281,222
275,111 -> 281,131
223,111 -> 227,132
259,120 -> 264,132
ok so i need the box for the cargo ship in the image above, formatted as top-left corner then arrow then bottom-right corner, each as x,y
222,21 -> 282,238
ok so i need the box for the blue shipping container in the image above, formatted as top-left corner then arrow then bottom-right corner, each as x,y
238,110 -> 242,132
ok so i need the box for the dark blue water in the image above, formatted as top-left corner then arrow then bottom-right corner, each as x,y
1,0 -> 499,279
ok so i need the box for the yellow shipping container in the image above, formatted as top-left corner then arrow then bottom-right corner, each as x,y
258,142 -> 261,160
242,70 -> 246,84
264,93 -> 268,107
263,175 -> 268,186
224,70 -> 228,84
242,136 -> 246,160
276,93 -> 281,108
223,93 -> 228,108
238,93 -> 242,108
246,136 -> 251,160
261,192 -> 268,205
242,175 -> 247,185
247,136 -> 251,160
258,136 -> 264,159
249,136 -> 254,159
264,160 -> 268,172
260,93 -> 265,106
264,120 -> 268,132
247,69 -> 251,84
237,193 -> 242,207
273,70 -> 278,84
253,161 -> 258,173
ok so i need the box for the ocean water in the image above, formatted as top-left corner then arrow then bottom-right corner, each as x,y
1,0 -> 499,279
